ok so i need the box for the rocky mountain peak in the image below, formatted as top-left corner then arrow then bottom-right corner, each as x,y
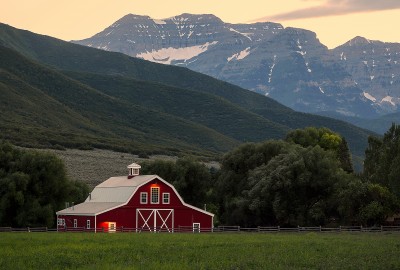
169,13 -> 224,24
115,14 -> 152,24
345,36 -> 373,47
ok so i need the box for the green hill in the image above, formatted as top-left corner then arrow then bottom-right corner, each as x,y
0,23 -> 375,158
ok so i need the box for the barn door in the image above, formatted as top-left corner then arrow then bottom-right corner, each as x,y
136,209 -> 174,232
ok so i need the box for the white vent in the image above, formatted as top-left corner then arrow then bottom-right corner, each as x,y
127,163 -> 141,176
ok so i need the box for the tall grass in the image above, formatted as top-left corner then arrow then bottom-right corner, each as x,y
0,232 -> 399,269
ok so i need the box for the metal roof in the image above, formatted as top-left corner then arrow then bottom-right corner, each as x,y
96,175 -> 155,188
56,202 -> 122,215
57,175 -> 157,215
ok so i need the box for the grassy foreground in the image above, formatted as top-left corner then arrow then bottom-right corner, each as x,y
0,232 -> 399,269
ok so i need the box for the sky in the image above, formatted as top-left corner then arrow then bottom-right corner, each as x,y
1,0 -> 400,48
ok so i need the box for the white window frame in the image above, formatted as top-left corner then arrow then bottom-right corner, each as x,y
74,219 -> 77,228
140,192 -> 148,204
151,187 -> 160,204
193,223 -> 200,233
162,193 -> 170,204
86,219 -> 90,229
58,218 -> 65,226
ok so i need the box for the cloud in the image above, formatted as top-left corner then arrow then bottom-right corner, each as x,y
259,0 -> 400,21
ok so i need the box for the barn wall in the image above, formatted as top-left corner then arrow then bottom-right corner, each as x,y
174,208 -> 213,229
127,178 -> 182,208
57,215 -> 94,230
97,207 -> 136,229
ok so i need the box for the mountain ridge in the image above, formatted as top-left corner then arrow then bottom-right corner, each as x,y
72,13 -> 400,117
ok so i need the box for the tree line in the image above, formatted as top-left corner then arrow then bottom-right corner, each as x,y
0,142 -> 88,227
0,124 -> 399,228
143,125 -> 400,227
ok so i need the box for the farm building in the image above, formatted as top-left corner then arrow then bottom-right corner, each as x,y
56,163 -> 214,232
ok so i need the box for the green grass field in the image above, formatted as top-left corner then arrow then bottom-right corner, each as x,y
0,232 -> 399,269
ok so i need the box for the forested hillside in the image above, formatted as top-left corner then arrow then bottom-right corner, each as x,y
0,23 -> 375,159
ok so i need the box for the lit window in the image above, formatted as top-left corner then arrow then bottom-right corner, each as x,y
151,187 -> 159,204
87,220 -> 90,229
162,193 -> 170,204
140,192 -> 148,204
74,219 -> 77,228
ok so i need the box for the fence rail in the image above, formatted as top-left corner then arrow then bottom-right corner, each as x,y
1,225 -> 400,234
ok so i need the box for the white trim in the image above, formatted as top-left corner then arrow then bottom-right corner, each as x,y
162,192 -> 170,204
108,222 -> 116,233
136,208 -> 174,232
193,222 -> 200,233
140,192 -> 148,204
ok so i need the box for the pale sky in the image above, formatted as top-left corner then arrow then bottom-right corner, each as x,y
1,0 -> 399,48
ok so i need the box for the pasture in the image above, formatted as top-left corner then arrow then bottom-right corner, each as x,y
0,232 -> 399,269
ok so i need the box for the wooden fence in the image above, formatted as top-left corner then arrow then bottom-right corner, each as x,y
1,225 -> 400,233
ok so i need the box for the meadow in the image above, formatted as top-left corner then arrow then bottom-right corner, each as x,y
0,232 -> 399,269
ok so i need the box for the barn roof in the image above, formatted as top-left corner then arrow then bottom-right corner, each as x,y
56,202 -> 121,215
56,174 -> 214,217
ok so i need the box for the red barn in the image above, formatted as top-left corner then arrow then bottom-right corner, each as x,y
56,163 -> 214,232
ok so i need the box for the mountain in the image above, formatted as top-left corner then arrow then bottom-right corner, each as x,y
0,23 -> 375,159
317,111 -> 400,135
73,13 -> 390,118
332,36 -> 400,114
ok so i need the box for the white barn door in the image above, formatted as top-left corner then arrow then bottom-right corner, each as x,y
136,209 -> 174,232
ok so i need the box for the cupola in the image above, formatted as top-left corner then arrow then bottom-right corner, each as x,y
127,163 -> 141,178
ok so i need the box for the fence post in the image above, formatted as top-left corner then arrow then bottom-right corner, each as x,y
319,226 -> 322,232
278,226 -> 280,232
360,225 -> 363,232
381,225 -> 383,232
339,226 -> 342,233
121,226 -> 124,233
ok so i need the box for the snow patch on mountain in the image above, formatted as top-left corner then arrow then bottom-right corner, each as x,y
227,47 -> 251,62
363,92 -> 376,102
381,96 -> 396,106
136,41 -> 218,64
228,28 -> 252,41
153,19 -> 166,25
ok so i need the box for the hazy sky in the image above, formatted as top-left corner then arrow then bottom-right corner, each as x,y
1,0 -> 399,48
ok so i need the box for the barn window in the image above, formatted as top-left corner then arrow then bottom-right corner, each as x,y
193,223 -> 200,233
74,219 -> 77,228
140,192 -> 148,204
162,193 -> 170,204
87,220 -> 90,229
151,187 -> 159,204
58,218 -> 65,226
